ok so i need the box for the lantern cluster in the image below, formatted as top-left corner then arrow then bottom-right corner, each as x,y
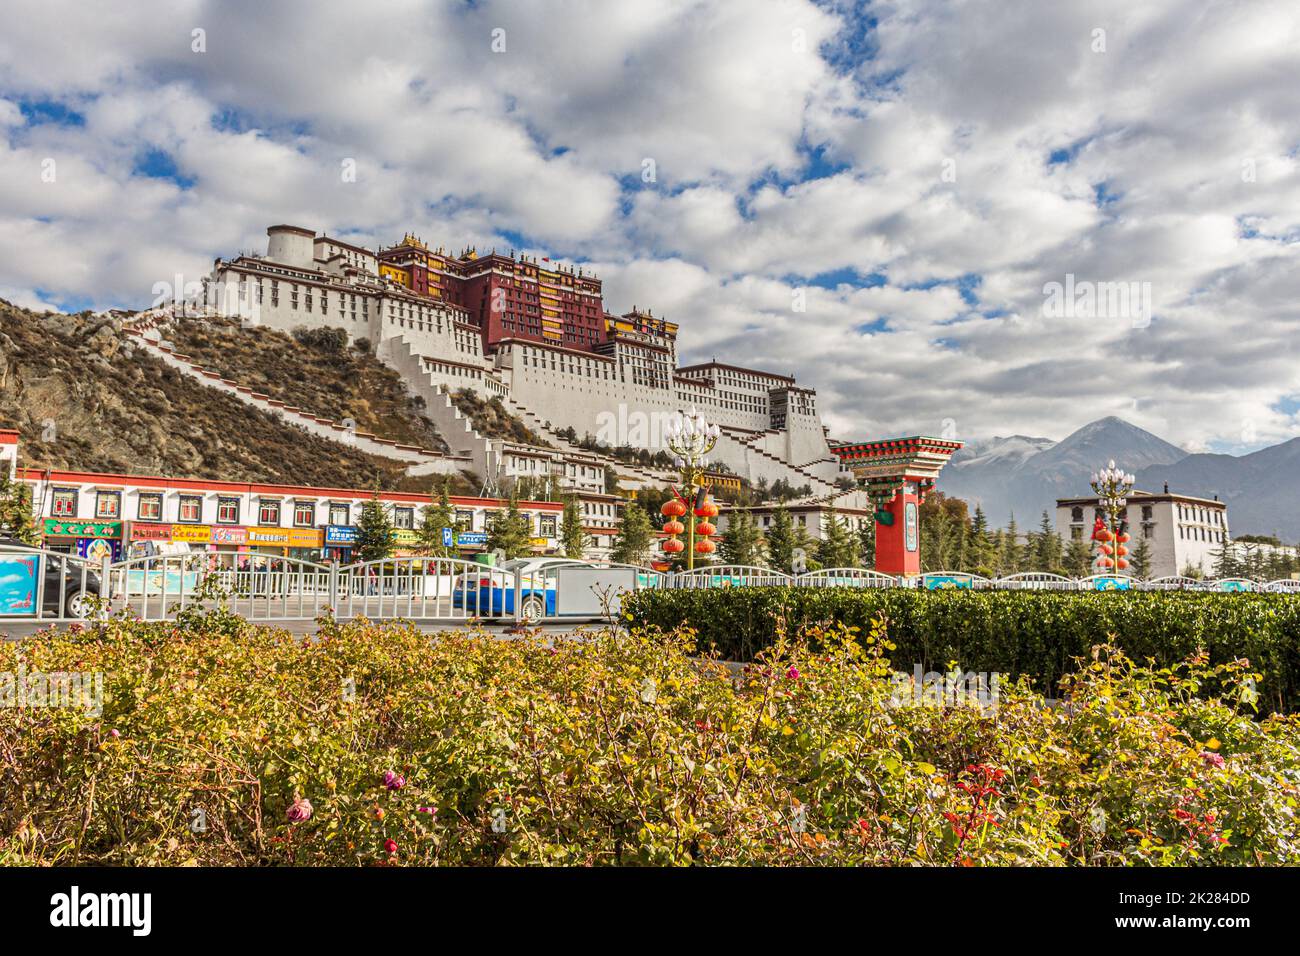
694,495 -> 718,555
660,498 -> 687,554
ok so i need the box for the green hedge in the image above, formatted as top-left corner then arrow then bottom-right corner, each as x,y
623,587 -> 1300,712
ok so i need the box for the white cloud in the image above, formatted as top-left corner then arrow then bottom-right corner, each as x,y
0,0 -> 1298,451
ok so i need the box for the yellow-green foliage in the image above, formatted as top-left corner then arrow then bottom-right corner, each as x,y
1,613 -> 1297,866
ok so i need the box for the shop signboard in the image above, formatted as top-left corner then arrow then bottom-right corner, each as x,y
456,532 -> 487,547
42,519 -> 122,539
171,524 -> 213,544
77,538 -> 121,563
129,523 -> 174,542
248,527 -> 324,548
324,525 -> 358,546
210,526 -> 248,545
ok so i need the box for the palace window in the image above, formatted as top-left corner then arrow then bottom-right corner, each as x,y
539,515 -> 557,537
137,493 -> 163,521
258,499 -> 281,526
51,488 -> 78,517
455,510 -> 473,529
217,497 -> 240,524
95,491 -> 121,519
329,503 -> 349,526
293,501 -> 315,527
393,507 -> 414,530
178,495 -> 203,523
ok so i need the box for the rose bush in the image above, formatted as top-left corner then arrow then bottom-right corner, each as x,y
1,611 -> 1297,865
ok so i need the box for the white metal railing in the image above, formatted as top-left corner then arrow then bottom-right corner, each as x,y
799,567 -> 899,588
667,565 -> 794,589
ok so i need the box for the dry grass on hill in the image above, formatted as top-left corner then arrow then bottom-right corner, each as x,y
164,317 -> 448,453
0,301 -> 437,491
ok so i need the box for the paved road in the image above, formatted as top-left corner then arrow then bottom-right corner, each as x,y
0,613 -> 607,642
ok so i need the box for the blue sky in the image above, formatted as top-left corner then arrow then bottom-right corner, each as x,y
1,0 -> 1298,453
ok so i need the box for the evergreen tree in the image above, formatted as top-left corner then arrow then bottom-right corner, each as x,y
356,491 -> 395,563
560,496 -> 587,559
486,492 -> 533,560
1032,511 -> 1063,573
967,505 -> 996,576
415,482 -> 457,558
0,472 -> 39,545
610,502 -> 654,566
719,509 -> 766,566
1063,533 -> 1094,577
816,508 -> 859,569
998,515 -> 1024,576
1128,534 -> 1152,579
765,506 -> 796,573
857,515 -> 876,570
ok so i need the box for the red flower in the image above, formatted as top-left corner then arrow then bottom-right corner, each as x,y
383,770 -> 406,790
384,838 -> 398,855
1200,751 -> 1225,769
786,666 -> 800,680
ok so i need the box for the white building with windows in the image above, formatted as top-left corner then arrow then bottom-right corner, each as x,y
1055,486 -> 1230,578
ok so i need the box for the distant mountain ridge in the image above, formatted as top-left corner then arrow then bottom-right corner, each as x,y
935,416 -> 1300,539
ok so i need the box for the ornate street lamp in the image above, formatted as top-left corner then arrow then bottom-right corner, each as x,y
661,409 -> 720,570
1089,459 -> 1135,574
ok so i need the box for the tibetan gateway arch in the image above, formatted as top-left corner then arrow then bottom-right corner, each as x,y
831,436 -> 963,577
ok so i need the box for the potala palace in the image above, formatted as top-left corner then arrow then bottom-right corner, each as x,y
194,224 -> 846,496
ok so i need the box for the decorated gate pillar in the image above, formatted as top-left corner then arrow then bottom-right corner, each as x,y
831,437 -> 962,578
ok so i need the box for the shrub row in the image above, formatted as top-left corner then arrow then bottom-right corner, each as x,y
3,614 -> 1297,865
622,587 -> 1300,712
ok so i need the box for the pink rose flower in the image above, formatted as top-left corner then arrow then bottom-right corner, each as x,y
383,770 -> 405,790
287,796 -> 314,822
786,666 -> 800,680
384,838 -> 398,855
1200,751 -> 1225,769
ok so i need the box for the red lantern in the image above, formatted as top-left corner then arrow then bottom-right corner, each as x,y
662,538 -> 684,554
695,521 -> 716,537
1116,545 -> 1128,557
1118,533 -> 1130,543
1100,557 -> 1114,567
695,539 -> 715,555
661,499 -> 686,518
1117,559 -> 1129,569
1096,529 -> 1112,542
1100,544 -> 1113,556
694,500 -> 718,519
663,519 -> 684,535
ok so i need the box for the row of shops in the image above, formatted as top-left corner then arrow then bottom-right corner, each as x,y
40,518 -> 504,566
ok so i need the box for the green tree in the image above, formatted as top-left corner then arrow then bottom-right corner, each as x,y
765,506 -> 795,573
719,509 -> 766,566
997,515 -> 1024,576
610,502 -> 654,566
560,496 -> 587,559
816,508 -> 859,569
1032,511 -> 1063,574
1063,532 -> 1094,577
1128,534 -> 1152,579
967,505 -> 996,576
857,515 -> 876,569
356,491 -> 395,563
415,483 -> 458,558
0,472 -> 39,545
486,492 -> 533,561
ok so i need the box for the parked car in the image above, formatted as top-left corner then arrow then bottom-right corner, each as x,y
0,538 -> 103,618
452,557 -> 582,622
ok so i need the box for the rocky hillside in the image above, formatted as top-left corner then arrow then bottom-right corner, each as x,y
161,317 -> 448,452
0,301 -> 447,491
